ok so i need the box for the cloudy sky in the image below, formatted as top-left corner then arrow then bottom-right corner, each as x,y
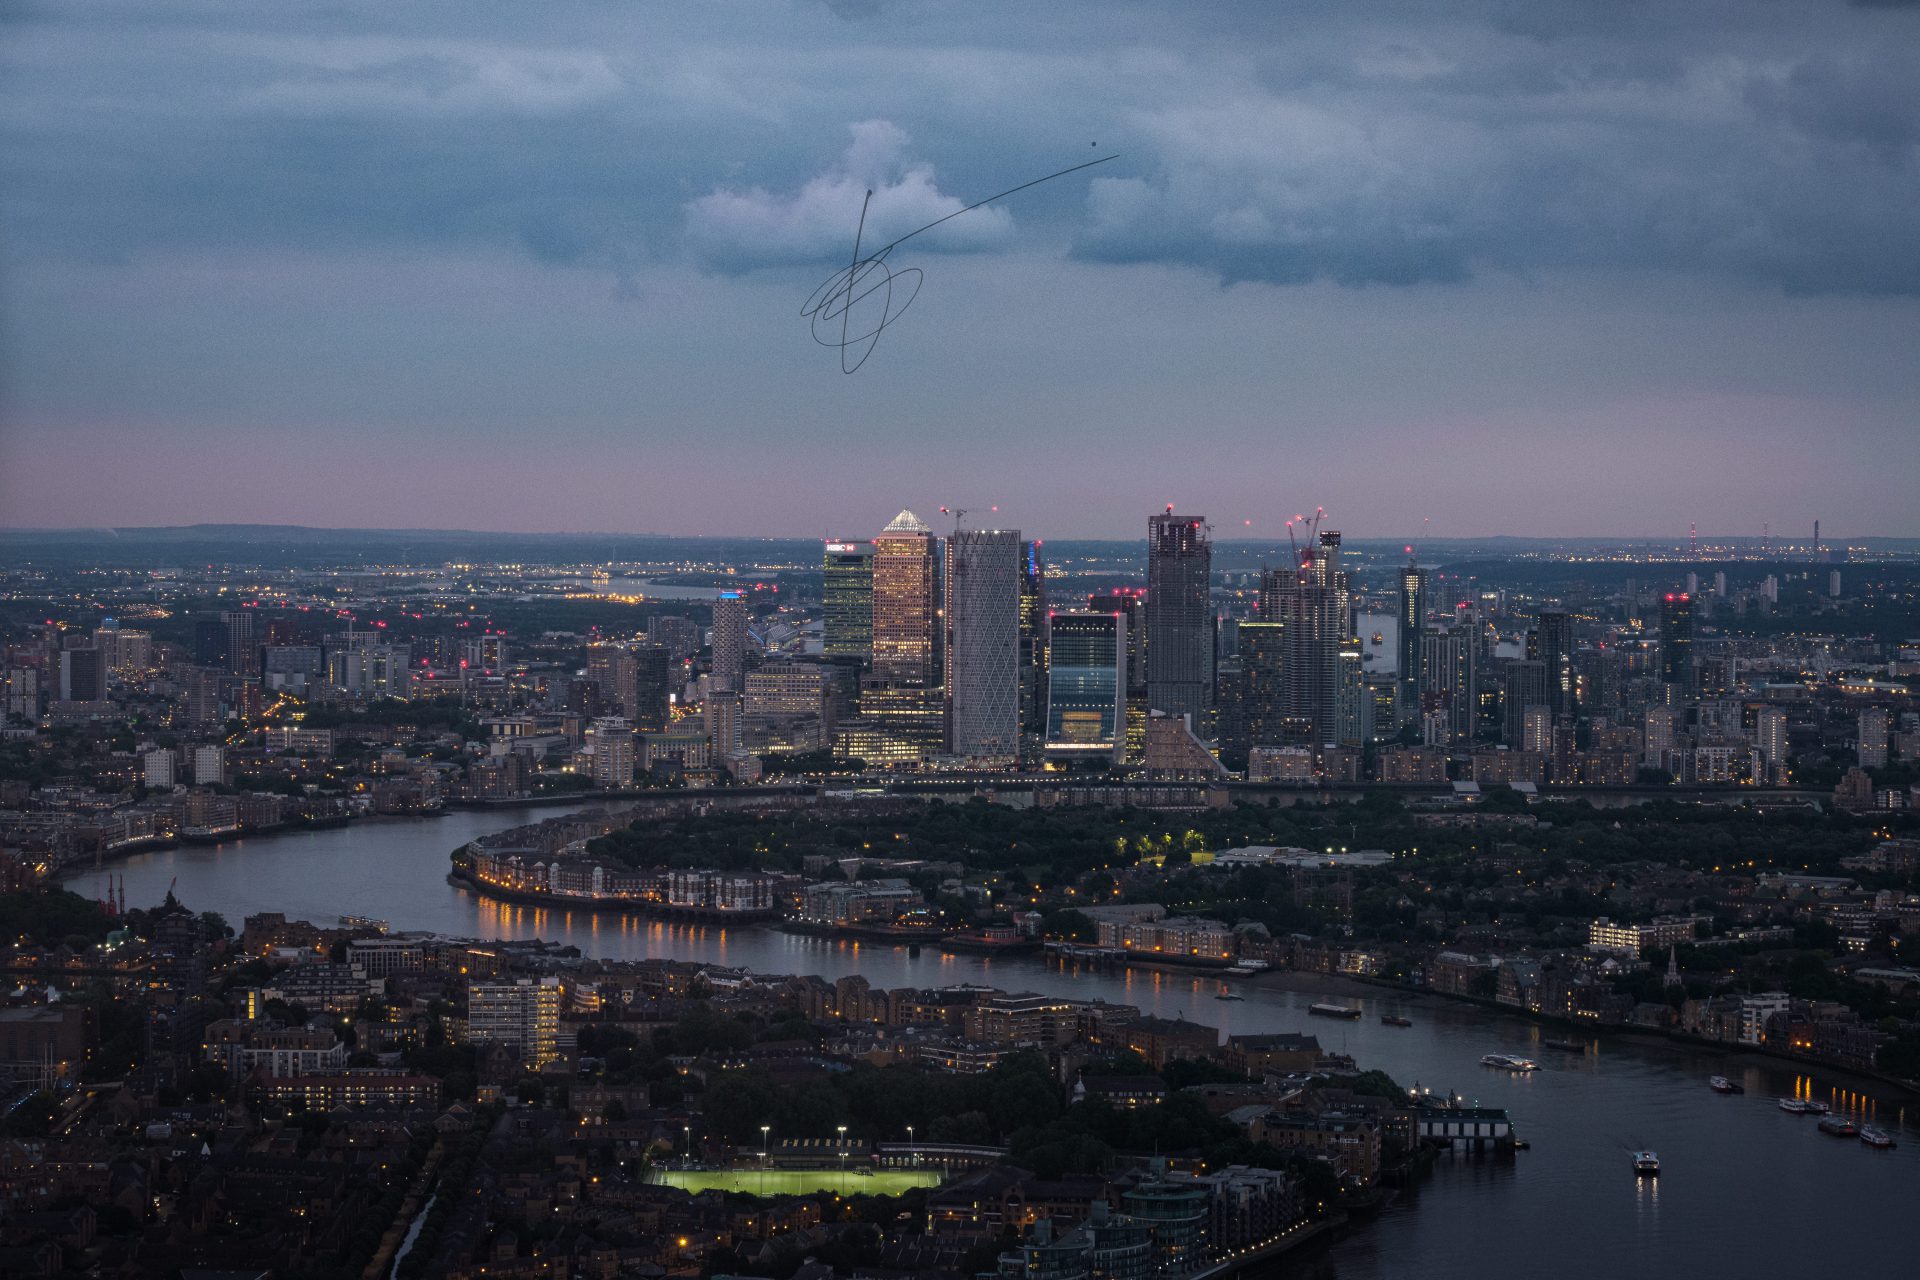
2,0 -> 1917,539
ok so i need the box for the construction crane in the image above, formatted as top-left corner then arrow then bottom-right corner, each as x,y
1283,507 -> 1327,579
938,504 -> 1001,534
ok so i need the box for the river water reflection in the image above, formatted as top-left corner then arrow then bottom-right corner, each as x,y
66,807 -> 1912,1277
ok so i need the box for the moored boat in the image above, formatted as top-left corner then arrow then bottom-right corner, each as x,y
1542,1038 -> 1586,1052
1633,1150 -> 1660,1177
1709,1076 -> 1744,1094
1778,1098 -> 1815,1114
1380,1014 -> 1412,1027
1308,1002 -> 1363,1020
1860,1127 -> 1896,1149
1817,1116 -> 1858,1137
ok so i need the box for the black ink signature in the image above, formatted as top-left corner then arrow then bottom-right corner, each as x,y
801,153 -> 1118,373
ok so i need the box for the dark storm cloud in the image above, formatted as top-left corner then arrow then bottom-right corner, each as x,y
2,0 -> 1918,537
4,0 -> 1917,292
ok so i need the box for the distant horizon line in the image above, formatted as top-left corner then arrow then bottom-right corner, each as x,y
1,521 -> 1913,545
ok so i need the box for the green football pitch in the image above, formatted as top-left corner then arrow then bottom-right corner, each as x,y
652,1167 -> 943,1196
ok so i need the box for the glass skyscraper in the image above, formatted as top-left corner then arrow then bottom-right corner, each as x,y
1045,611 -> 1126,763
1660,591 -> 1695,700
871,510 -> 938,686
1398,557 -> 1427,719
1018,540 -> 1047,758
945,528 -> 1022,763
1146,510 -> 1213,733
822,540 -> 874,665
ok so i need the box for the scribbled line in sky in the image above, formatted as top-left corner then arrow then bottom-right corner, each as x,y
800,153 -> 1118,374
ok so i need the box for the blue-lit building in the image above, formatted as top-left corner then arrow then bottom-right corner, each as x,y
1044,611 -> 1126,764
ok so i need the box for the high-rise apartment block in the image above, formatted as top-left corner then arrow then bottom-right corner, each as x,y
1755,707 -> 1789,782
466,977 -> 562,1069
1146,511 -> 1214,733
1397,557 -> 1427,717
709,591 -> 748,692
1503,659 -> 1549,747
1529,610 -> 1575,718
1660,592 -> 1695,701
586,716 -> 635,789
1858,708 -> 1891,769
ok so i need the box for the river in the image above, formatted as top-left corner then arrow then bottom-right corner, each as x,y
64,807 -> 1913,1276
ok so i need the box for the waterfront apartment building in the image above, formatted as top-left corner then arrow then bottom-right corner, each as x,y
666,869 -> 779,914
945,528 -> 1023,764
1096,914 -> 1235,961
467,976 -> 563,1068
1146,511 -> 1214,733
1587,915 -> 1706,954
799,878 -> 924,926
1044,611 -> 1126,764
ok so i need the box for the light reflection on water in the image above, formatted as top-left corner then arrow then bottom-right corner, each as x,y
67,806 -> 1917,1278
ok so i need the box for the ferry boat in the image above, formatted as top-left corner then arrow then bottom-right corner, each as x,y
1709,1076 -> 1744,1094
1860,1127 -> 1896,1149
1777,1098 -> 1816,1114
1380,1014 -> 1412,1027
1480,1054 -> 1538,1072
1806,1100 -> 1831,1115
1633,1151 -> 1660,1177
1817,1116 -> 1859,1137
1308,1002 -> 1363,1020
1225,965 -> 1256,976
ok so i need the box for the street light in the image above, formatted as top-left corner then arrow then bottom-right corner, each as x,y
838,1124 -> 848,1174
684,1125 -> 692,1165
760,1125 -> 771,1168
906,1125 -> 916,1167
